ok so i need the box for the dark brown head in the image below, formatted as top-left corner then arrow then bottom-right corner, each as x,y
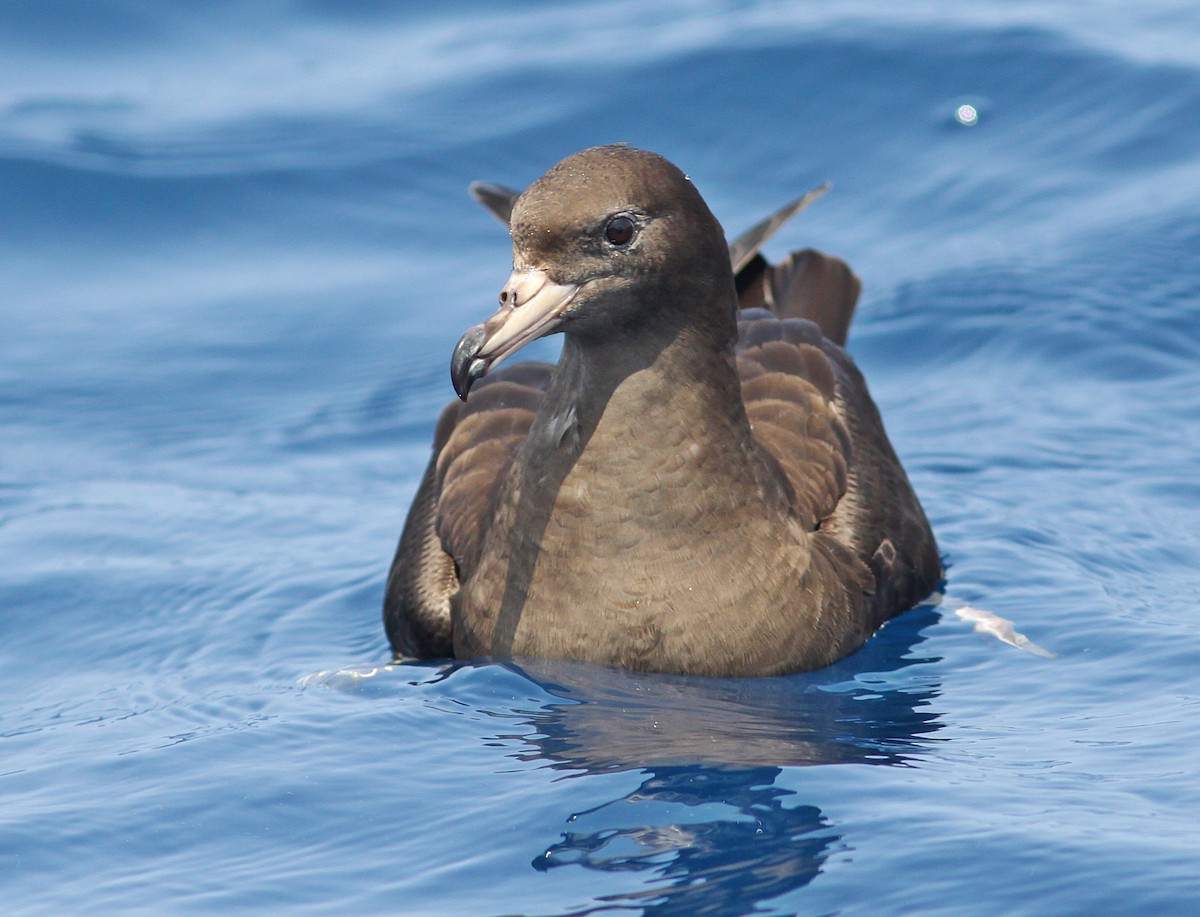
451,145 -> 736,399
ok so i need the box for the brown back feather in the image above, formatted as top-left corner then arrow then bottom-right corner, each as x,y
736,248 -> 861,346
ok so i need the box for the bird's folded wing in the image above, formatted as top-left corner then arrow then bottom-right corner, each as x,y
736,312 -> 852,531
383,362 -> 551,656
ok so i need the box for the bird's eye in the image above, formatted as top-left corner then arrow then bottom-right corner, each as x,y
604,215 -> 636,247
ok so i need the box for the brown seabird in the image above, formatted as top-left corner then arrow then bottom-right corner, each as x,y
383,145 -> 940,676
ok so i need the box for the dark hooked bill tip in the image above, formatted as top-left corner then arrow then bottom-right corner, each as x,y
450,324 -> 490,400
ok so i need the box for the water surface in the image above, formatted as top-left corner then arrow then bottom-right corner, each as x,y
3,2 -> 1200,914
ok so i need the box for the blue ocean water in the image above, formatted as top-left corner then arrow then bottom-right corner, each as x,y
3,1 -> 1200,913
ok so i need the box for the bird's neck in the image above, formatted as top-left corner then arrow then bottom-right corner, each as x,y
520,302 -> 783,515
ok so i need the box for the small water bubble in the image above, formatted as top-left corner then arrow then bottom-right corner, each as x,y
954,104 -> 979,127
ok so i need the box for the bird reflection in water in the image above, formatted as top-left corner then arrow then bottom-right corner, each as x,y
509,604 -> 944,913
